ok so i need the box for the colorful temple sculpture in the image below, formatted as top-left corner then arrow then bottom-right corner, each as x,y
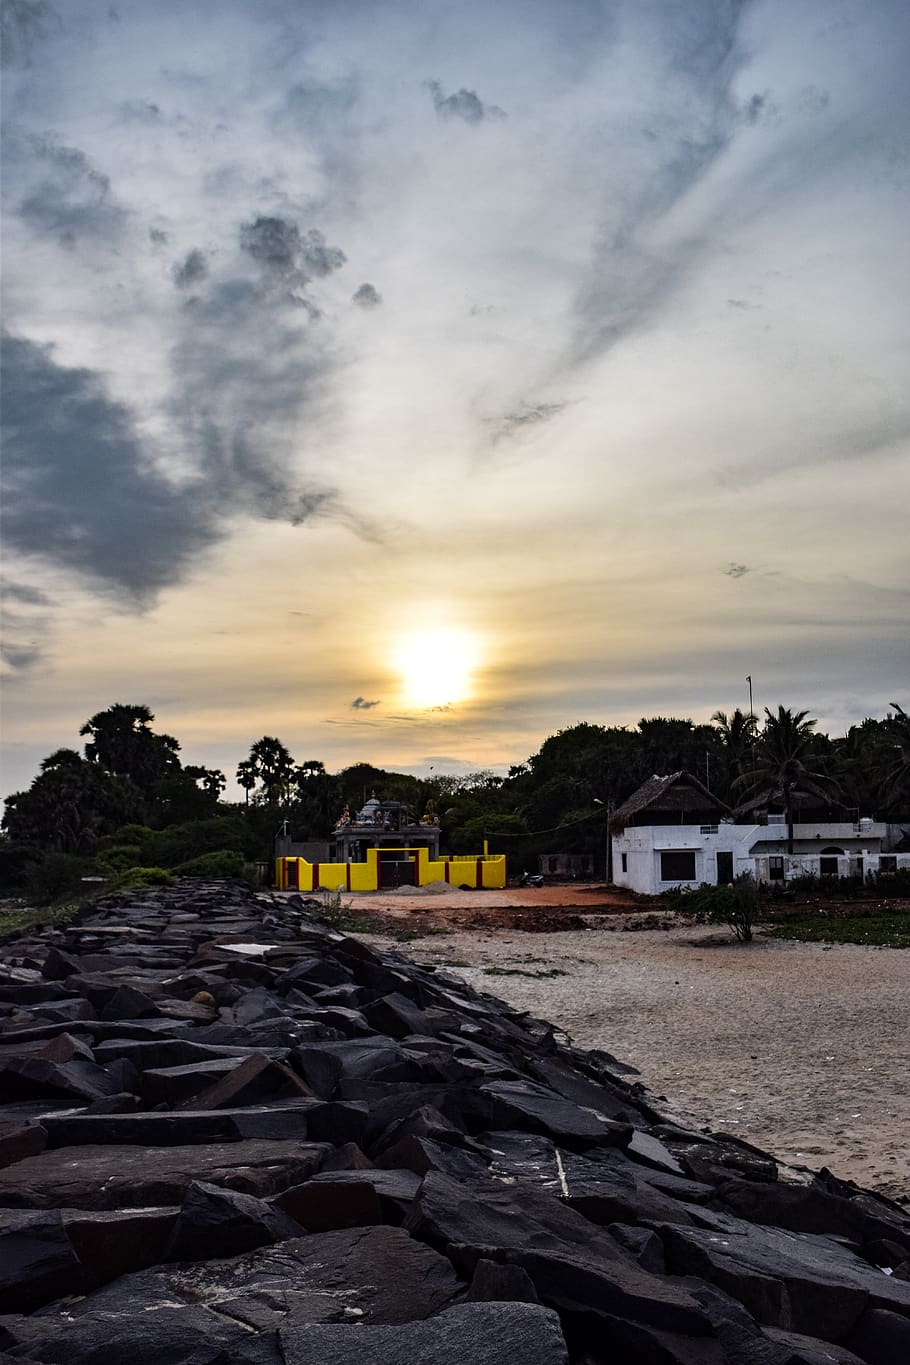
275,794 -> 506,892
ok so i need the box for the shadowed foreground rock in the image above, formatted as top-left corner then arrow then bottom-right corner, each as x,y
0,880 -> 908,1364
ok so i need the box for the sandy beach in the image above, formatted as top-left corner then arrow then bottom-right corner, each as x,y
354,906 -> 909,1203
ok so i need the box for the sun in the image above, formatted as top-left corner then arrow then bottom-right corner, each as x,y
393,627 -> 479,709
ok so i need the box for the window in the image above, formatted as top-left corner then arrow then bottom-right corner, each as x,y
819,856 -> 839,877
660,850 -> 696,881
768,856 -> 784,881
879,855 -> 897,873
700,824 -> 719,835
621,852 -> 628,873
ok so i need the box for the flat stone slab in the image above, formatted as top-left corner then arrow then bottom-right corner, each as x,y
280,1301 -> 569,1365
0,1140 -> 328,1209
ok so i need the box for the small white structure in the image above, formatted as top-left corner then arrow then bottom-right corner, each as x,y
610,772 -> 907,896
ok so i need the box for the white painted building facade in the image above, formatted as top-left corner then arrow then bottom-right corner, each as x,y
609,773 -> 909,896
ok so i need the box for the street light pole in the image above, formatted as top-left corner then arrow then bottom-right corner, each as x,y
594,799 -> 614,883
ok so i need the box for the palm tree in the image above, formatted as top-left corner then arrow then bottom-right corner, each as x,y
711,708 -> 758,801
735,706 -> 841,854
880,702 -> 910,812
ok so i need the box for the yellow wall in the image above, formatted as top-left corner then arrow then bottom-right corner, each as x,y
275,846 -> 506,891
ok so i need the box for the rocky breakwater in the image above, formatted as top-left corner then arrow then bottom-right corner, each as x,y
0,880 -> 908,1365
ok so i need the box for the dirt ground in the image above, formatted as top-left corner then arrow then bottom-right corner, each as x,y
339,884 -> 910,1204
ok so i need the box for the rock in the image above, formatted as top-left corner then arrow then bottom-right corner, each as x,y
660,1212 -> 910,1340
405,1170 -> 709,1334
278,1301 -> 569,1365
466,1259 -> 540,1303
0,1140 -> 328,1209
162,1180 -> 302,1261
844,1307 -> 910,1365
0,1210 -> 81,1312
0,1121 -> 46,1169
478,1080 -> 633,1148
64,1207 -> 178,1288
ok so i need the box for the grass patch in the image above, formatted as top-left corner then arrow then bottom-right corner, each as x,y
482,965 -> 569,979
767,903 -> 910,948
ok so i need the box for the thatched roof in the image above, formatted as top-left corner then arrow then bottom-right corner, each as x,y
610,771 -> 731,833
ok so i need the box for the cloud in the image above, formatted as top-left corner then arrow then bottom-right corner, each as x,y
351,696 -> 380,709
0,0 -> 59,69
568,1 -> 750,364
172,248 -> 208,289
12,133 -> 126,247
0,579 -> 51,607
491,400 -> 568,442
352,282 -> 382,308
0,332 -> 218,599
425,79 -> 506,124
239,216 -> 346,283
724,563 -> 751,578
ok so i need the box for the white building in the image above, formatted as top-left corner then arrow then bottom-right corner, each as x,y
610,771 -> 908,897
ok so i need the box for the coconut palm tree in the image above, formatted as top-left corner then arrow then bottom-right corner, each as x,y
711,708 -> 758,801
880,702 -> 910,812
735,706 -> 841,854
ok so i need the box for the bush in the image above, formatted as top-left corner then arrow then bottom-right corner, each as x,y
870,868 -> 910,898
171,850 -> 249,880
91,844 -> 144,875
0,842 -> 45,893
113,866 -> 174,889
23,853 -> 87,905
674,876 -> 763,943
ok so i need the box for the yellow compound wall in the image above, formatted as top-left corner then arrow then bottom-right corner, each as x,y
275,845 -> 506,892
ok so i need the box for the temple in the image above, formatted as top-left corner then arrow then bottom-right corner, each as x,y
275,793 -> 506,892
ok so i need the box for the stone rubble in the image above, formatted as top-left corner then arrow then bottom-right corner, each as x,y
0,878 -> 907,1365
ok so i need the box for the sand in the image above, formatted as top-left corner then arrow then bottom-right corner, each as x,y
358,920 -> 909,1203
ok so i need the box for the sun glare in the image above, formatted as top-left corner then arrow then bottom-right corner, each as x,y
393,627 -> 479,709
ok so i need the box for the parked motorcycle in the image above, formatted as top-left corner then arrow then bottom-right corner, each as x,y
518,871 -> 544,888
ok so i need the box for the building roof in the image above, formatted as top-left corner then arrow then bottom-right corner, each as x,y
610,771 -> 732,833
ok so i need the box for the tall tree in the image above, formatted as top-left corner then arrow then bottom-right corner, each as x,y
244,737 -> 296,806
711,708 -> 758,801
80,703 -> 181,791
735,706 -> 840,854
880,702 -> 910,813
2,750 -> 137,853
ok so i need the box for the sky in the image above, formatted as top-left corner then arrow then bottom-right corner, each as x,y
2,0 -> 909,801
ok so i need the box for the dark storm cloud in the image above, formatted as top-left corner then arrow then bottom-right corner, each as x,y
352,282 -> 382,308
1,332 -> 218,599
1,328 -> 363,601
492,400 -> 568,442
351,697 -> 380,710
240,215 -> 301,271
172,248 -> 208,289
149,226 -> 169,245
0,0 -> 59,68
14,134 -> 125,246
724,563 -> 750,578
425,80 -> 505,124
239,216 -> 346,290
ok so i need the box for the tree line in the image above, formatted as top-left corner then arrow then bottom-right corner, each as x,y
2,700 -> 908,897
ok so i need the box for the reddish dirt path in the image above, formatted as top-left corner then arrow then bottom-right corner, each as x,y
322,882 -> 647,933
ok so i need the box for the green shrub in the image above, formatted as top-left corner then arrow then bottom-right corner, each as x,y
0,842 -> 45,893
113,866 -> 174,889
673,876 -> 763,943
171,850 -> 248,880
23,853 -> 87,905
871,868 -> 910,897
91,844 -> 143,875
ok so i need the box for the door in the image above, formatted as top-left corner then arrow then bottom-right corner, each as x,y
716,851 -> 733,885
379,853 -> 416,888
